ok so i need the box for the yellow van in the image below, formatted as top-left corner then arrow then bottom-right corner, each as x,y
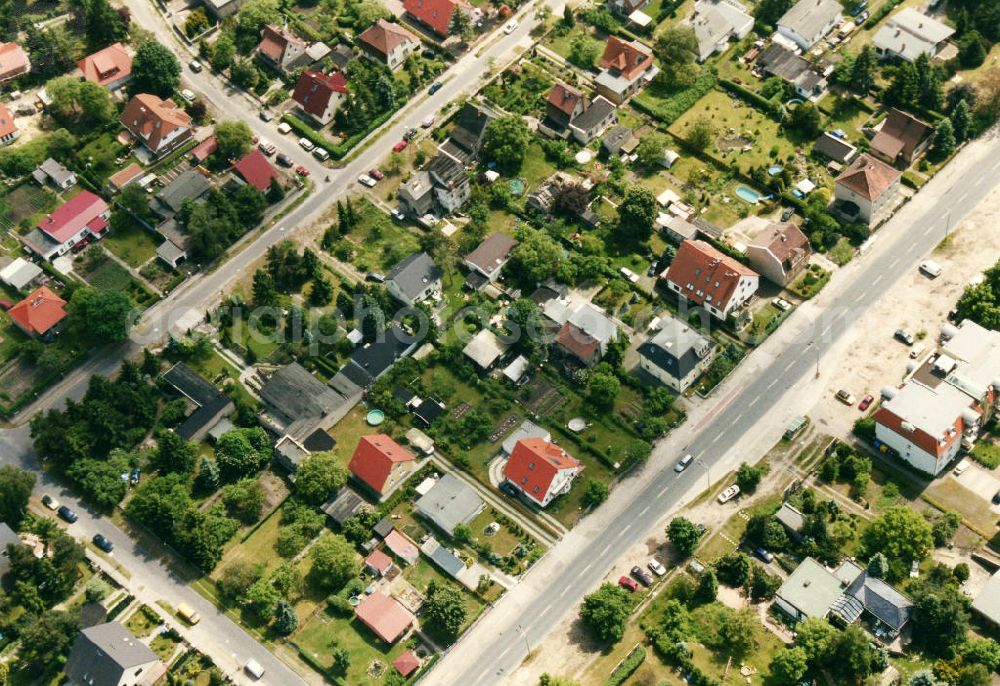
177,602 -> 201,625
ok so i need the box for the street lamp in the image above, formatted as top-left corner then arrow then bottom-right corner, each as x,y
696,460 -> 711,489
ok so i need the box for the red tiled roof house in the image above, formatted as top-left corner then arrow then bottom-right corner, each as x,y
120,94 -> 194,157
403,0 -> 473,38
745,222 -> 811,286
383,529 -> 420,565
0,42 -> 30,83
0,102 -> 18,147
292,71 -> 348,126
594,36 -> 657,104
77,42 -> 133,90
257,24 -> 308,73
364,549 -> 394,577
8,286 -> 67,340
355,591 -> 415,643
663,239 -> 759,321
502,438 -> 582,507
393,650 -> 422,677
834,154 -> 902,226
22,190 -> 111,261
232,149 -> 280,191
870,108 -> 933,168
347,434 -> 417,499
359,19 -> 419,71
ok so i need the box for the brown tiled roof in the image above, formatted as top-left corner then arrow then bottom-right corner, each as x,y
663,239 -> 758,310
870,108 -> 933,163
0,101 -> 16,138
599,36 -> 653,81
359,19 -> 417,59
120,94 -> 193,154
77,42 -> 132,87
0,42 -> 29,81
258,24 -> 305,64
749,222 -> 810,263
465,232 -> 517,274
836,154 -> 902,202
554,321 -> 601,364
292,70 -> 347,119
547,83 -> 585,117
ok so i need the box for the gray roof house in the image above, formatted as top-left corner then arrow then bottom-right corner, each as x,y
387,252 -> 443,306
814,132 -> 858,165
0,522 -> 22,576
398,171 -> 435,218
774,557 -> 863,622
757,43 -> 827,101
774,502 -> 806,539
973,569 -> 1000,628
776,0 -> 843,51
420,536 -> 466,579
637,316 -> 715,392
258,362 -> 355,443
152,170 -> 211,219
415,473 -> 485,535
162,362 -> 235,442
329,323 -> 420,396
320,486 -> 369,525
602,125 -> 634,156
465,232 -> 518,281
441,102 -> 497,165
64,622 -> 163,686
502,419 -> 551,456
691,0 -> 754,62
33,158 -> 77,190
426,154 -> 470,214
831,571 -> 914,635
873,8 -> 955,62
568,95 -> 618,145
0,257 -> 43,291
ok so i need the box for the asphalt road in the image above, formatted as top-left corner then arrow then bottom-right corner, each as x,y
423,138 -> 1000,685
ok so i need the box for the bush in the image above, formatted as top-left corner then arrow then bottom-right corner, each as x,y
971,442 -> 1000,469
605,646 -> 646,686
865,0 -> 903,27
719,79 -> 785,121
632,69 -> 717,125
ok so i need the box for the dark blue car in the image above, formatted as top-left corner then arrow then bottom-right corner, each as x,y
428,82 -> 443,95
57,505 -> 78,523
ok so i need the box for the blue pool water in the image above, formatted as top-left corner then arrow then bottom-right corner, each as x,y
768,165 -> 783,176
735,186 -> 762,203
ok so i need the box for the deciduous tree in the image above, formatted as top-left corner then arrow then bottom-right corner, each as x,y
580,583 -> 632,643
131,40 -> 181,97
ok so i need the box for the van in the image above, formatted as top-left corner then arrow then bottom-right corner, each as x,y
176,602 -> 201,625
909,342 -> 926,359
257,139 -> 275,156
244,659 -> 265,679
919,260 -> 942,278
298,137 -> 315,152
312,147 -> 330,162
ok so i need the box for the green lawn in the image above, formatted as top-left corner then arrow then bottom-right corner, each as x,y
104,218 -> 158,268
340,200 -> 420,273
828,237 -> 856,266
0,182 -> 59,232
125,605 -> 162,638
208,506 -> 285,582
294,611 -> 412,685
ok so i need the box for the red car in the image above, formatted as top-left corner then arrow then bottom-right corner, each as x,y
392,140 -> 408,153
618,576 -> 638,592
295,165 -> 310,177
858,394 -> 874,411
369,168 -> 384,181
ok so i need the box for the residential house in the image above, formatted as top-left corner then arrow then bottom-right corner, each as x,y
415,473 -> 485,535
974,570 -> 1000,629
364,549 -> 394,577
258,362 -> 354,443
348,434 -> 418,498
691,0 -> 754,62
77,43 -> 132,90
359,19 -> 420,70
569,95 -> 618,145
120,94 -> 194,157
355,592 -> 414,643
873,8 -> 955,62
64,622 -> 164,686
595,36 -> 658,104
398,171 -> 436,217
756,43 -> 828,101
465,232 -> 517,281
502,438 -> 583,507
834,154 -> 901,225
462,328 -> 510,371
0,42 -> 29,83
426,154 -> 470,213
292,71 -> 348,126
386,251 -> 443,306
8,286 -> 66,340
544,299 -> 619,367
403,0 -> 473,38
870,108 -> 933,168
32,158 -> 77,190
421,537 -> 466,580
328,43 -> 357,71
502,419 -> 551,456
191,136 -> 218,165
658,214 -> 700,244
602,125 -> 635,156
151,170 -> 211,221
203,0 -> 247,19
441,102 -> 496,165
813,132 -> 858,165
774,557 -> 863,622
328,323 -> 419,395
105,163 -> 144,195
774,502 -> 806,540
394,651 -> 421,678
0,102 -> 18,147
0,522 -> 23,576
0,257 -> 42,292
830,570 -> 914,637
663,239 -> 759,321
320,487 -> 368,525
232,149 -> 280,191
607,0 -> 651,17
776,0 -> 843,51
638,315 -> 715,392
542,83 -> 588,138
383,529 -> 420,565
162,363 -> 235,443
745,221 -> 811,286
23,190 -> 110,260
257,24 -> 326,73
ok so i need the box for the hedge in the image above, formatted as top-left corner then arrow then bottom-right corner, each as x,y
631,69 -> 717,125
605,646 -> 646,686
901,171 -> 925,189
106,594 -> 135,621
718,79 -> 785,121
866,0 -> 903,28
282,110 -> 396,161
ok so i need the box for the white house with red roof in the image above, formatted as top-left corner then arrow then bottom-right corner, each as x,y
745,221 -> 811,286
8,286 -> 67,340
232,149 -> 280,191
662,239 -> 759,321
834,154 -> 902,226
502,438 -> 582,507
23,191 -> 111,261
120,94 -> 194,157
403,0 -> 473,38
359,19 -> 420,70
348,434 -> 418,499
0,102 -> 18,148
595,36 -> 658,104
292,71 -> 348,126
77,42 -> 132,90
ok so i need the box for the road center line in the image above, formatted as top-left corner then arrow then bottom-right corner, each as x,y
957,191 -> 969,203
600,543 -> 611,556
539,604 -> 551,619
783,360 -> 795,373
710,433 -> 722,445
748,397 -> 759,408
639,505 -> 650,516
658,484 -> 670,497
873,274 -> 884,286
559,585 -> 570,598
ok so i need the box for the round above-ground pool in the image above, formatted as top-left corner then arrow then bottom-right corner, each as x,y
366,409 -> 385,425
735,185 -> 762,204
509,178 -> 525,196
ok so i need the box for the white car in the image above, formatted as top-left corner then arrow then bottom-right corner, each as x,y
421,115 -> 436,128
674,453 -> 693,473
717,484 -> 740,504
180,88 -> 195,102
244,659 -> 265,680
188,60 -> 203,73
298,137 -> 315,152
358,174 -> 376,188
503,19 -> 518,34
276,122 -> 292,135
648,558 -> 667,576
953,460 -> 969,476
619,267 -> 639,283
773,297 -> 791,312
919,260 -> 943,278
41,493 -> 60,510
257,139 -> 275,156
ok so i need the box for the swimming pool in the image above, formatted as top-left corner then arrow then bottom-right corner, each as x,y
735,186 -> 763,204
768,165 -> 783,176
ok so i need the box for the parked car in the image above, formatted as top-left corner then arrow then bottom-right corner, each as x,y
648,559 -> 667,576
258,139 -> 276,156
403,128 -> 418,141
755,546 -> 774,563
781,207 -> 795,221
391,207 -> 406,222
295,165 -> 310,177
619,267 -> 639,283
836,389 -> 856,404
41,493 -> 59,510
176,602 -> 201,625
179,88 -> 195,103
954,460 -> 969,476
188,59 -> 203,72
920,260 -> 943,278
366,272 -> 386,283
259,109 -> 274,122
312,147 -> 330,162
369,168 -> 385,181
858,394 -> 874,411
674,453 -> 694,473
646,259 -> 660,277
428,81 -> 443,95
297,137 -> 314,152
358,174 -> 376,187
499,481 -> 520,498
244,659 -> 265,680
717,484 -> 740,504
895,329 -> 915,345
57,505 -> 78,523
856,9 -> 869,22
993,491 -> 1000,506
421,48 -> 436,59
421,115 -> 435,128
392,140 -> 409,153
276,152 -> 293,167
850,0 -> 867,15
773,297 -> 791,312
276,122 -> 292,135
630,565 -> 653,587
909,343 -> 926,359
618,575 -> 638,592
503,19 -> 518,34
92,534 -> 114,553
129,468 -> 140,485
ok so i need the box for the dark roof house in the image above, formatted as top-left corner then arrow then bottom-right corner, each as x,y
64,622 -> 163,686
870,108 -> 934,167
414,473 -> 485,534
161,363 -> 235,442
258,362 -> 354,440
441,103 -> 496,165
